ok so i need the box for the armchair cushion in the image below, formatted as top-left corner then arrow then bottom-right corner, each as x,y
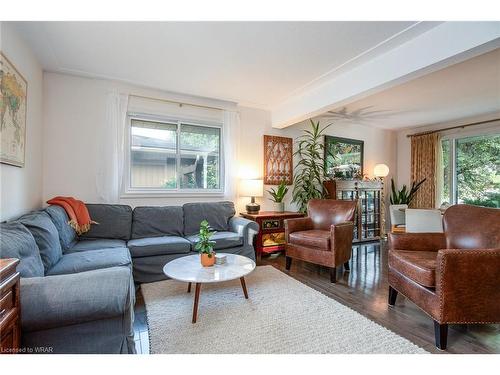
389,250 -> 437,287
284,217 -> 313,236
288,230 -> 330,250
389,232 -> 446,252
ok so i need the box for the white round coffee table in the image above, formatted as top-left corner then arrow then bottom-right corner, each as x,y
163,253 -> 256,323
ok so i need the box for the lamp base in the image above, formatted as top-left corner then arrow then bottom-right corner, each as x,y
246,202 -> 261,214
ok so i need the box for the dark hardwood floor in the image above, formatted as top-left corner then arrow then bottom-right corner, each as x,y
134,242 -> 499,354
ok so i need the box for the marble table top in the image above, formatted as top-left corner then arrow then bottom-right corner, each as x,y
163,253 -> 256,283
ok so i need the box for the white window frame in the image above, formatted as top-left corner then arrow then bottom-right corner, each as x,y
440,127 -> 499,205
122,112 -> 225,198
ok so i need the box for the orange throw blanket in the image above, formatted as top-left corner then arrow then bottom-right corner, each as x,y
47,196 -> 96,235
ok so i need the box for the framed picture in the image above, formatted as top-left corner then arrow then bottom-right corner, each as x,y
324,135 -> 364,179
1,52 -> 28,168
263,135 -> 293,185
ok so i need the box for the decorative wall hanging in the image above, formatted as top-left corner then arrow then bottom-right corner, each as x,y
324,135 -> 364,180
1,52 -> 28,167
263,135 -> 293,185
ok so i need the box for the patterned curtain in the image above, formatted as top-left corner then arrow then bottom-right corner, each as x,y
410,132 -> 439,208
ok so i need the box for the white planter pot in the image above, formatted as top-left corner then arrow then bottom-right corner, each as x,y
274,202 -> 285,212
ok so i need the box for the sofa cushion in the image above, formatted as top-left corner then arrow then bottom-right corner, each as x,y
45,205 -> 77,250
46,247 -> 131,276
0,222 -> 44,278
183,201 -> 235,235
289,230 -> 331,250
17,211 -> 63,272
79,204 -> 132,240
389,250 -> 437,287
132,206 -> 183,239
127,236 -> 191,257
187,231 -> 243,250
67,239 -> 127,253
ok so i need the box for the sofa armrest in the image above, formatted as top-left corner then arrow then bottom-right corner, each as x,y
331,222 -> 354,263
284,217 -> 313,241
388,232 -> 446,252
21,266 -> 134,332
229,216 -> 259,246
436,248 -> 500,323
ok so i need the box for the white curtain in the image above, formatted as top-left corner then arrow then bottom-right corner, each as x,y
223,110 -> 240,201
96,90 -> 129,203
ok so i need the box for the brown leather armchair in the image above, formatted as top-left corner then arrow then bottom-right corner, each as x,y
388,204 -> 500,350
284,199 -> 356,283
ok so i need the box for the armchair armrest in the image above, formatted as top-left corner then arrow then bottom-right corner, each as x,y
229,216 -> 259,246
436,248 -> 500,323
389,232 -> 446,252
284,217 -> 313,241
21,266 -> 134,332
331,222 -> 354,263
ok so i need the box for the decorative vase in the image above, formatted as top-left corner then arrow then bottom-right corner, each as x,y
274,202 -> 285,212
200,252 -> 216,267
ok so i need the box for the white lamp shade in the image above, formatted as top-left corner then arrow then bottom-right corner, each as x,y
374,164 -> 390,177
240,179 -> 264,197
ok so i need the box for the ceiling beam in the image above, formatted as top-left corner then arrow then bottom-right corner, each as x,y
271,22 -> 500,129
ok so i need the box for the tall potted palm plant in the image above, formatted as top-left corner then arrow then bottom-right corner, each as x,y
292,119 -> 331,213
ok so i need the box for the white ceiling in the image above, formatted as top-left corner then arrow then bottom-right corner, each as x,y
12,21 -> 436,108
319,48 -> 500,130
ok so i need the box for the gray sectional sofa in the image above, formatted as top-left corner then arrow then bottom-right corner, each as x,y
0,201 -> 257,354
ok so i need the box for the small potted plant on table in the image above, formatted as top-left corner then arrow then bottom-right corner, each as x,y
196,220 -> 216,267
267,180 -> 289,212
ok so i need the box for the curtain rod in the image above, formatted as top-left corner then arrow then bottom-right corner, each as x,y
407,118 -> 500,138
128,94 -> 226,112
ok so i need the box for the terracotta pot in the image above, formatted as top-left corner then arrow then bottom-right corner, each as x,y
200,252 -> 216,267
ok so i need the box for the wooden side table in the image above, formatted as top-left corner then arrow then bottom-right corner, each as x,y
0,258 -> 21,354
240,211 -> 305,262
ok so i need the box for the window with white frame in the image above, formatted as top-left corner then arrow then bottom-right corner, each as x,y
127,117 -> 223,194
440,131 -> 499,207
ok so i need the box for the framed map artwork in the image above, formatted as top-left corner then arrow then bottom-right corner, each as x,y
1,52 -> 28,167
263,135 -> 293,185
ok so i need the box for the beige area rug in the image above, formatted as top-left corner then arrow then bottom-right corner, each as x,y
141,266 -> 427,354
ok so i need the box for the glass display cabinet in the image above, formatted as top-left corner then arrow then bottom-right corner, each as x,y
324,180 -> 383,242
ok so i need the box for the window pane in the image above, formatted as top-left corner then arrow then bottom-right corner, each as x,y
456,134 -> 500,208
179,124 -> 221,189
440,139 -> 451,205
130,119 -> 177,189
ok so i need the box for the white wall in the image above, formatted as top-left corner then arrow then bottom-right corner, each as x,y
43,72 -> 397,215
0,23 -> 44,221
396,112 -> 500,187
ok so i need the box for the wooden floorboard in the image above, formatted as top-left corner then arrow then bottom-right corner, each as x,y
134,242 -> 499,354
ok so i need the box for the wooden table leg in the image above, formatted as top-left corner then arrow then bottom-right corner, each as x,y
187,282 -> 191,293
192,283 -> 201,323
240,277 -> 249,299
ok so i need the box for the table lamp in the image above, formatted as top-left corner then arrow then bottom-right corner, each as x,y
240,179 -> 263,214
374,163 -> 390,178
